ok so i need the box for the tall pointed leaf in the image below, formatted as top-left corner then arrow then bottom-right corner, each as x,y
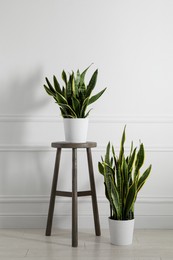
110,176 -> 120,219
44,85 -> 55,97
80,63 -> 93,85
119,126 -> 126,166
88,88 -> 107,105
134,143 -> 145,179
53,75 -> 62,94
130,141 -> 133,156
124,182 -> 137,219
55,92 -> 68,105
105,172 -> 120,219
86,69 -> 98,97
66,75 -> 72,99
128,148 -> 137,173
71,73 -> 76,96
105,142 -> 111,165
98,162 -> 104,175
80,97 -> 89,117
75,70 -> 80,86
137,165 -> 152,192
45,77 -> 56,94
122,157 -> 129,199
62,70 -> 67,86
58,103 -> 77,118
72,97 -> 80,117
84,108 -> 92,118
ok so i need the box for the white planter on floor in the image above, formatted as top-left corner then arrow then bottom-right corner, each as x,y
63,118 -> 89,143
108,218 -> 135,246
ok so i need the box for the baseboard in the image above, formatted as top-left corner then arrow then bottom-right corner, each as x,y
0,196 -> 173,229
1,114 -> 173,123
0,215 -> 172,229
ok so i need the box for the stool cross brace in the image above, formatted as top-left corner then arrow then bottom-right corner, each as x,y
45,142 -> 101,247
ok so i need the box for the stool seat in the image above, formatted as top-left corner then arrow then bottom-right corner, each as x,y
45,141 -> 101,247
51,141 -> 97,148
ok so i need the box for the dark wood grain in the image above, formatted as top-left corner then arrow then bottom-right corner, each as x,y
72,148 -> 78,247
46,148 -> 61,236
51,142 -> 97,149
45,142 -> 101,247
87,148 -> 101,236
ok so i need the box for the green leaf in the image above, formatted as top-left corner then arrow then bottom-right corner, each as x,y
130,141 -> 134,156
124,182 -> 136,219
62,86 -> 66,97
72,96 -> 80,116
122,157 -> 129,198
112,145 -> 121,196
119,126 -> 126,166
104,182 -> 110,207
105,173 -> 119,218
44,85 -> 55,96
137,165 -> 152,192
109,175 -> 120,219
58,103 -> 77,118
88,88 -> 107,105
53,75 -> 62,94
71,73 -> 76,96
128,147 -> 137,173
59,106 -> 68,117
98,162 -> 104,175
84,108 -> 92,118
45,77 -> 56,94
105,142 -> 111,165
62,70 -> 67,86
80,97 -> 89,117
103,162 -> 116,180
66,75 -> 72,99
79,83 -> 86,100
55,92 -> 68,105
135,143 -> 145,179
75,70 -> 81,86
136,143 -> 145,169
80,63 -> 93,85
86,69 -> 98,97
112,146 -> 118,172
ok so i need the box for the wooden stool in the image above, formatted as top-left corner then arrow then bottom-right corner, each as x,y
45,142 -> 101,247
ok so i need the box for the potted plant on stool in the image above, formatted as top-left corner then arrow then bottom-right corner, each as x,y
43,65 -> 106,142
98,127 -> 152,245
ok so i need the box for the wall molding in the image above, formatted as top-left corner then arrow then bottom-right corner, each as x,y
0,215 -> 172,229
0,144 -> 173,152
0,195 -> 173,229
0,195 -> 173,203
0,114 -> 173,229
1,114 -> 173,123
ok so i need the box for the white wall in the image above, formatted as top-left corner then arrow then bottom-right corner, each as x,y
0,0 -> 173,229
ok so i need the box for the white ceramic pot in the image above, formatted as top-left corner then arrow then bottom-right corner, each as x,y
63,118 -> 89,143
108,218 -> 135,246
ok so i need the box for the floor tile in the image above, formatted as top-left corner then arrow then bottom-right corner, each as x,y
0,229 -> 172,259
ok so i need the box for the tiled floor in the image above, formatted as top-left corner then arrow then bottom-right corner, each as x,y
0,229 -> 172,260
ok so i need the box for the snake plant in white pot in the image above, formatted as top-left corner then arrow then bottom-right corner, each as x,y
44,65 -> 106,142
98,127 -> 152,245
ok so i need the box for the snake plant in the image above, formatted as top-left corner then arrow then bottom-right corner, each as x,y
43,65 -> 106,118
98,127 -> 152,220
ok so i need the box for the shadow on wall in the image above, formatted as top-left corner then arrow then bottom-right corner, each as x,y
0,68 -> 47,116
0,68 -> 51,196
0,68 -> 49,143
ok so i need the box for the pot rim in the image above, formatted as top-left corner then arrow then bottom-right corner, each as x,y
108,217 -> 135,222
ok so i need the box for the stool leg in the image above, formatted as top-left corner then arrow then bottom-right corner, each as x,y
46,148 -> 61,236
87,148 -> 101,236
72,148 -> 78,247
